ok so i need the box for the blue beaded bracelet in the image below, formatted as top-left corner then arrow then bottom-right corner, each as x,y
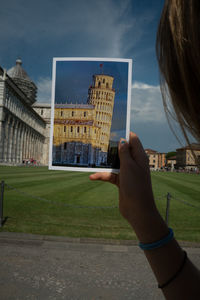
139,228 -> 174,250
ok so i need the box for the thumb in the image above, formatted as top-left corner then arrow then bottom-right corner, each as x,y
129,132 -> 149,168
118,139 -> 133,167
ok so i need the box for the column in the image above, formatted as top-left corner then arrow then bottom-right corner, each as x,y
33,135 -> 36,159
36,136 -> 39,161
15,122 -> 21,163
22,129 -> 26,160
16,124 -> 22,163
4,118 -> 9,162
20,126 -> 25,163
24,129 -> 28,160
8,119 -> 14,163
26,131 -> 31,160
30,133 -> 33,159
39,138 -> 43,164
0,121 -> 5,162
11,120 -> 18,164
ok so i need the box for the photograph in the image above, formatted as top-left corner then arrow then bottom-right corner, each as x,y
49,57 -> 132,172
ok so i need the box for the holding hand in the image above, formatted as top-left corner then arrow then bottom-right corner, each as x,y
90,132 -> 157,231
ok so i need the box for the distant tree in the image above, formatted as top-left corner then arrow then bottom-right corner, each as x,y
166,151 -> 177,159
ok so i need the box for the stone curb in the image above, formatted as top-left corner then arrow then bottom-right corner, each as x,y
0,231 -> 200,248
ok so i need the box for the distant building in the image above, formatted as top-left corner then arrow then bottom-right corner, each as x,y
158,152 -> 166,169
145,149 -> 166,170
53,74 -> 115,167
166,156 -> 177,170
145,149 -> 158,169
176,144 -> 200,170
32,103 -> 51,165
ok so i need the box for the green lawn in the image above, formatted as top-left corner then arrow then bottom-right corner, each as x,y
0,166 -> 200,242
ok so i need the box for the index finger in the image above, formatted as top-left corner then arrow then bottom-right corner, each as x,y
89,172 -> 119,186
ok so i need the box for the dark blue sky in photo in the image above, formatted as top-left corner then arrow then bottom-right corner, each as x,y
55,60 -> 129,138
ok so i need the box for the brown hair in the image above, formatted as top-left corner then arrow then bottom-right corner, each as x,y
156,0 -> 200,144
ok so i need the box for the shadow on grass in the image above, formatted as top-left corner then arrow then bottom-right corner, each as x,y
0,216 -> 9,227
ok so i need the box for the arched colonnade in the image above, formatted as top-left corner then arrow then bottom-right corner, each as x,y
1,113 -> 44,164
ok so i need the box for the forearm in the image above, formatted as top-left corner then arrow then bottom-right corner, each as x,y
90,133 -> 200,298
129,209 -> 200,299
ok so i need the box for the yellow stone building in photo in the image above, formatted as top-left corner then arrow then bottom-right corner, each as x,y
53,74 -> 115,166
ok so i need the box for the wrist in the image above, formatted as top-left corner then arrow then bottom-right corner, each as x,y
128,208 -> 169,244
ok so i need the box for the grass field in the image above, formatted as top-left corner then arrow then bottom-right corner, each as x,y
0,166 -> 200,242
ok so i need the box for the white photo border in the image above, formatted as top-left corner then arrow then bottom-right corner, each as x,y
49,57 -> 132,173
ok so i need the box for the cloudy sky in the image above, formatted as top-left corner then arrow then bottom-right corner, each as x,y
0,0 -> 182,152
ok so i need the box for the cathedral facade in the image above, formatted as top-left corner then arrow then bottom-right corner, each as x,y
53,74 -> 115,167
0,59 -> 50,165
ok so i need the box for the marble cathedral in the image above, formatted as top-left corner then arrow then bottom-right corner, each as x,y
0,59 -> 51,165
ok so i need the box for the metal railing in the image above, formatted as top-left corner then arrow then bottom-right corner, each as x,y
1,180 -> 200,227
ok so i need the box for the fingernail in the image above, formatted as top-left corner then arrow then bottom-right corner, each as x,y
121,140 -> 126,144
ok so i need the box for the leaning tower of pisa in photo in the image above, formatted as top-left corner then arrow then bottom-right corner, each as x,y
52,72 -> 116,167
87,74 -> 115,161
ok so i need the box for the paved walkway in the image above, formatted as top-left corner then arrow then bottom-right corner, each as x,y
0,232 -> 200,300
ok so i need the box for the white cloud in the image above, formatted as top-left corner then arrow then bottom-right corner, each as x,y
36,77 -> 52,103
131,81 -> 165,123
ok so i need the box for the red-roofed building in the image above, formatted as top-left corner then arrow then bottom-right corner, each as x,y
145,149 -> 166,170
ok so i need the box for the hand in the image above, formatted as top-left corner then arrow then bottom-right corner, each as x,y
89,132 -> 157,228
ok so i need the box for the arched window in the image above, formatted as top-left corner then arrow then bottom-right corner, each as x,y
106,83 -> 109,89
77,126 -> 80,133
64,126 -> 66,132
84,127 -> 87,133
72,111 -> 74,117
98,81 -> 101,88
71,126 -> 73,132
103,78 -> 105,83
